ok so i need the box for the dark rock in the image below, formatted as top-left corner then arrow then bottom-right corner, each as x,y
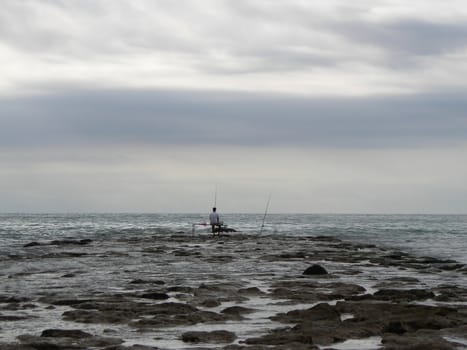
139,292 -> 169,300
103,345 -> 160,350
237,287 -> 265,296
129,279 -> 148,284
130,279 -> 165,285
50,239 -> 92,246
132,309 -> 226,329
224,344 -> 318,350
383,321 -> 407,335
272,303 -> 341,325
41,329 -> 92,338
0,314 -> 31,321
0,344 -> 37,350
23,242 -> 42,248
303,264 -> 328,275
382,333 -> 458,350
221,306 -> 255,315
50,299 -> 93,306
61,273 -> 75,278
181,330 -> 236,343
335,300 -> 465,339
245,326 -> 314,346
167,286 -> 193,293
439,264 -> 465,271
373,289 -> 435,301
18,334 -> 123,350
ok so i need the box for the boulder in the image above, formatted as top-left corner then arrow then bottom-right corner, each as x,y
303,264 -> 328,275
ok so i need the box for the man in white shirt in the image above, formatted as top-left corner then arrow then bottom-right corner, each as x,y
209,207 -> 220,234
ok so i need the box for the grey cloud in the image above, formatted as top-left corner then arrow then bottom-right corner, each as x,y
0,1 -> 369,75
0,0 -> 199,56
1,88 -> 466,149
334,18 -> 467,57
3,1 -> 466,76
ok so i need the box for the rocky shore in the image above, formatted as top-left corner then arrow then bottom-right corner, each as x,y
1,232 -> 467,349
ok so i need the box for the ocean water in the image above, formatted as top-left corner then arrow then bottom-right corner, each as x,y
1,213 -> 466,263
1,213 -> 466,349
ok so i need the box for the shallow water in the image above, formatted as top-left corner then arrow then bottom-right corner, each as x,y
1,213 -> 466,262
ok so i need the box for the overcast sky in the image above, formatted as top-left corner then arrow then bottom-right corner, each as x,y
1,0 -> 467,213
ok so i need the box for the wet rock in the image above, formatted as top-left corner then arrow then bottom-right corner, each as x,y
335,300 -> 466,337
439,263 -> 465,271
41,329 -> 92,338
279,251 -> 308,259
224,345 -> 318,350
0,296 -> 30,303
132,309 -> 226,329
63,309 -> 134,324
326,282 -> 366,296
383,321 -> 407,335
433,285 -> 467,302
23,242 -> 42,248
194,283 -> 248,304
150,302 -> 198,314
374,276 -> 421,289
17,334 -> 123,350
0,314 -> 32,321
129,279 -> 165,285
382,333 -> 458,350
237,287 -> 265,296
139,292 -> 169,300
167,286 -> 193,293
373,289 -> 435,302
50,239 -> 93,246
303,264 -> 328,275
104,345 -> 160,350
221,306 -> 255,316
269,303 -> 351,345
272,303 -> 341,324
181,330 -> 236,343
245,326 -> 314,346
49,299 -> 93,306
0,344 -> 37,350
269,280 -> 362,303
200,298 -> 221,307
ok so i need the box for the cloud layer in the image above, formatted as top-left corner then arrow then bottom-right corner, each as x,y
1,88 -> 466,149
1,0 -> 467,95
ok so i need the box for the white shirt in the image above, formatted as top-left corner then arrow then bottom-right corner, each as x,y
209,212 -> 220,225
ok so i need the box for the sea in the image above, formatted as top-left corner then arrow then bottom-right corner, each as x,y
1,213 -> 467,349
1,213 -> 466,263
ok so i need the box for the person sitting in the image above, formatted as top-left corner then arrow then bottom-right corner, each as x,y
209,207 -> 221,235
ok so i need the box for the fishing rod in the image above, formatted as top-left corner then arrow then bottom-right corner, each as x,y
214,184 -> 218,208
260,193 -> 271,234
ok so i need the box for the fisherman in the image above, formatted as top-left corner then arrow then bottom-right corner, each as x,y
209,207 -> 221,235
